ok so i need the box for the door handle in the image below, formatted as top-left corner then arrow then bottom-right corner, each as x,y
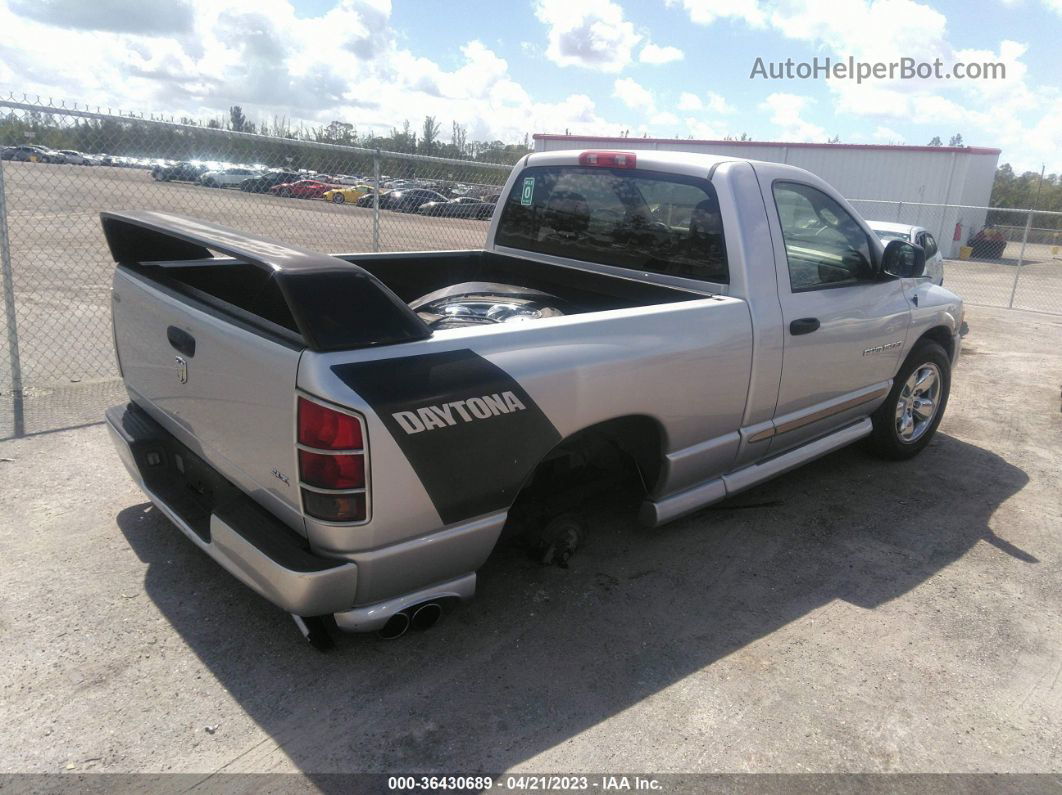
166,326 -> 196,357
789,317 -> 820,336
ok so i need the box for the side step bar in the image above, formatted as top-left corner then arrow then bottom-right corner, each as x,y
640,418 -> 872,527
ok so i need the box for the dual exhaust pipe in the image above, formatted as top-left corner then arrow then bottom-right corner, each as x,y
378,601 -> 443,640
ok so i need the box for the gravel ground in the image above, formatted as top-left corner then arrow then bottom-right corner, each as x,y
1,304 -> 1060,781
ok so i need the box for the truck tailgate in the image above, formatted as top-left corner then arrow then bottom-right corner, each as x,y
112,269 -> 305,534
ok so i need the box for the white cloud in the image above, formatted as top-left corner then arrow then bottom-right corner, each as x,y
677,92 -> 702,111
677,90 -> 735,116
684,117 -> 726,139
0,0 -> 623,144
704,91 -> 735,114
758,93 -> 827,141
8,0 -> 195,35
671,0 -> 1059,170
667,0 -> 766,27
534,0 -> 641,73
639,42 -> 684,64
768,0 -> 948,62
650,111 -> 680,126
872,126 -> 906,143
613,77 -> 656,112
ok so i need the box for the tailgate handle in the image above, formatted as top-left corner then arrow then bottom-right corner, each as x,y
789,317 -> 820,336
167,326 -> 196,357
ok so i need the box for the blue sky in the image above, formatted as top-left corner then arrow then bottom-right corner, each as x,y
0,0 -> 1059,170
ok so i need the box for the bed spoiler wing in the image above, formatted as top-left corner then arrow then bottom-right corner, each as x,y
100,211 -> 431,351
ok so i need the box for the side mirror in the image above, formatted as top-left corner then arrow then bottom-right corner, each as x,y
881,239 -> 926,278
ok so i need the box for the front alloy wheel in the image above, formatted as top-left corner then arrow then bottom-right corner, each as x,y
868,339 -> 951,460
895,363 -> 941,443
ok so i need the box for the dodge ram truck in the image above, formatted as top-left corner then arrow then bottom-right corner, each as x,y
104,148 -> 965,647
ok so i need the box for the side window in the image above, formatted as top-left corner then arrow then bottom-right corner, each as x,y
923,233 -> 938,258
772,182 -> 873,291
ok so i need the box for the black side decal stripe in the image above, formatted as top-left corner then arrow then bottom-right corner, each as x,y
332,349 -> 561,524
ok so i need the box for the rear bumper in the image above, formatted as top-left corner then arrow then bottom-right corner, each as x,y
106,403 -> 358,617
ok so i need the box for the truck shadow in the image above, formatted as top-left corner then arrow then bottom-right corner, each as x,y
116,432 -> 1033,774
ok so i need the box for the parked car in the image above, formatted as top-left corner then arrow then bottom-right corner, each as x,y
968,225 -> 1008,260
58,150 -> 94,165
239,171 -> 303,193
416,197 -> 495,220
418,196 -> 496,220
322,185 -> 372,204
200,168 -> 260,188
330,174 -> 365,185
8,145 -> 65,163
867,222 -> 944,285
361,188 -> 449,213
152,161 -> 207,182
268,179 -> 337,199
102,148 -> 965,647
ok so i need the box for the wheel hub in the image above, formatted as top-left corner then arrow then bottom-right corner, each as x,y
895,363 -> 942,443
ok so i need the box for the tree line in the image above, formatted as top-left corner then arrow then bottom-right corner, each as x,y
989,164 -> 1060,218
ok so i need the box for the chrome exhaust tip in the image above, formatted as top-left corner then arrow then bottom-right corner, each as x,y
378,611 -> 411,640
410,602 -> 443,631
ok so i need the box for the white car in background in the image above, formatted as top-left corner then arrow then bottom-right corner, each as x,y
867,222 -> 944,285
58,150 -> 95,165
199,167 -> 261,188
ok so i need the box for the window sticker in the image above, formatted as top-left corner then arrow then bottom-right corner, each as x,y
520,177 -> 535,206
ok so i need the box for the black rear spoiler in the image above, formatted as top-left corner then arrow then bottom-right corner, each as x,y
101,211 -> 431,352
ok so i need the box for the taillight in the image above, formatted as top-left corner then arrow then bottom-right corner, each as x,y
301,490 -> 366,523
297,396 -> 368,522
298,450 -> 364,490
578,151 -> 636,168
299,397 -> 363,450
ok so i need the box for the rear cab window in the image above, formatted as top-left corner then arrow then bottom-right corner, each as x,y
495,166 -> 729,283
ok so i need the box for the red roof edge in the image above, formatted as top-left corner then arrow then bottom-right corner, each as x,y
531,133 -> 1001,156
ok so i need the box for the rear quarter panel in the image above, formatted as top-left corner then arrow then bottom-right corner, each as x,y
296,297 -> 753,555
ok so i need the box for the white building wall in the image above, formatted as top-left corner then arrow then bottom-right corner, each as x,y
533,135 -> 1000,257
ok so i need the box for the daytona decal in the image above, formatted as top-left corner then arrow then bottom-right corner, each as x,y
393,391 -> 527,434
331,349 -> 560,524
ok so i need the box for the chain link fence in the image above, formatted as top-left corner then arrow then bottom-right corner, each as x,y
0,98 -> 513,437
2,97 -> 1060,439
849,199 -> 1062,314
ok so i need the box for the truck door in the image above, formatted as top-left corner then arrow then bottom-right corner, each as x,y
756,172 -> 911,453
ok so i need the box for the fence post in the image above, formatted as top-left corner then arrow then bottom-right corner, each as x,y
1008,211 -> 1033,309
372,150 -> 381,253
0,162 -> 24,437
895,201 -> 903,221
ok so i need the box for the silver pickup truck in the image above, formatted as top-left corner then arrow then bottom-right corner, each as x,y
105,149 -> 965,647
